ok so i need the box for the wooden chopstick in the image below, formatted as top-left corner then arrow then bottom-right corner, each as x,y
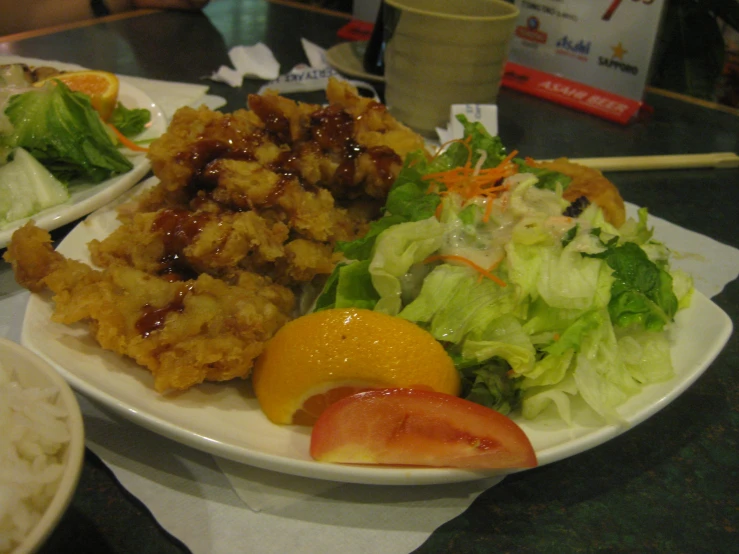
566,152 -> 739,172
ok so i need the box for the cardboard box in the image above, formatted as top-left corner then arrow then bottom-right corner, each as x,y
503,0 -> 667,123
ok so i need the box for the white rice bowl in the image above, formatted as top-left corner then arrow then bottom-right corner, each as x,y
0,338 -> 84,554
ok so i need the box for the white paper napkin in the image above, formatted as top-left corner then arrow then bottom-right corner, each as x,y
118,75 -> 222,120
255,39 -> 380,100
625,204 -> 739,298
209,43 -> 281,87
436,105 -> 500,143
75,394 -> 502,554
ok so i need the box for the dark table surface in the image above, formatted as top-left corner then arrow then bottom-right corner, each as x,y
1,1 -> 737,552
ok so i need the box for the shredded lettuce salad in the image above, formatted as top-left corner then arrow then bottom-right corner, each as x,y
313,116 -> 694,425
0,67 -> 151,226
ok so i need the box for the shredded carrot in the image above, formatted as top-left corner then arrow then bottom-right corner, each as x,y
482,195 -> 494,223
107,124 -> 148,152
422,149 -> 519,213
424,254 -> 506,287
430,136 -> 473,164
553,333 -> 561,341
435,201 -> 443,220
499,149 -> 518,166
476,257 -> 503,283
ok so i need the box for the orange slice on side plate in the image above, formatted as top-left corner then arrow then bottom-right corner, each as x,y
37,70 -> 119,121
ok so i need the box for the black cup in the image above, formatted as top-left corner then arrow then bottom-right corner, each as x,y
362,2 -> 385,76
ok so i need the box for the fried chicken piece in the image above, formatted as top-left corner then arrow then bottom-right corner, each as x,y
209,158 -> 363,243
88,185 -> 354,286
325,77 -> 428,162
140,80 -> 411,287
4,222 -> 295,392
276,239 -> 335,284
531,157 -> 626,227
89,208 -> 292,280
281,79 -> 428,200
3,223 -> 65,292
4,83 -> 430,395
148,79 -> 426,204
147,104 -> 266,193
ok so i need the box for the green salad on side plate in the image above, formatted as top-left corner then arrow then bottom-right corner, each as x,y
0,70 -> 151,227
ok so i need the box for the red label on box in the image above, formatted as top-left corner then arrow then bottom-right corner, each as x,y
515,16 -> 548,44
502,62 -> 643,124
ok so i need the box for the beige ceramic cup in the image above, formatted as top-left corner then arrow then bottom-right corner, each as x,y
382,0 -> 519,136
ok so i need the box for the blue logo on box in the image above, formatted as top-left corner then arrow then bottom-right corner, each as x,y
555,35 -> 591,55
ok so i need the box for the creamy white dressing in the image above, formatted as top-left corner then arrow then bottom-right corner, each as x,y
437,173 -> 579,269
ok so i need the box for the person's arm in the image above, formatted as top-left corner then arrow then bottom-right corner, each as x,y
2,0 -> 99,35
91,0 -> 210,16
133,0 -> 210,9
1,0 -> 208,36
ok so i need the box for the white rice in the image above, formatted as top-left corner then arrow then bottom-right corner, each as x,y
0,360 -> 70,553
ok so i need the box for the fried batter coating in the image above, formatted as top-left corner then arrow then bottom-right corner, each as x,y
4,81 -> 430,394
89,209 -> 291,280
96,79 -> 418,288
277,239 -> 335,284
3,223 -> 65,292
4,223 -> 294,392
148,79 -> 426,204
532,157 -> 626,227
325,77 -> 428,164
147,104 -> 264,193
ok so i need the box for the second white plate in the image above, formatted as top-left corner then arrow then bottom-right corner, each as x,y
0,61 -> 167,248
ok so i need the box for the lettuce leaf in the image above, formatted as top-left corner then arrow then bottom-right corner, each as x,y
571,310 -> 640,422
543,309 -> 605,357
586,241 -> 678,331
618,206 -> 653,245
400,264 -> 518,343
454,117 -> 507,167
314,260 -> 381,311
336,150 -> 440,261
513,160 -> 572,192
370,217 -> 444,315
617,330 -> 674,384
457,357 -> 521,415
0,147 -> 69,224
462,314 -> 536,373
1,82 -> 133,183
110,102 -> 151,137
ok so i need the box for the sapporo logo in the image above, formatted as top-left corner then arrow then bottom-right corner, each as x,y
515,16 -> 548,44
598,41 -> 638,75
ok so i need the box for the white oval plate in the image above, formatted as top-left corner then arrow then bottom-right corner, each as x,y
0,59 -> 167,248
19,188 -> 734,485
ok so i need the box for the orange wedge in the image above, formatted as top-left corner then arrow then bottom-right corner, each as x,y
251,308 -> 461,425
38,70 -> 119,121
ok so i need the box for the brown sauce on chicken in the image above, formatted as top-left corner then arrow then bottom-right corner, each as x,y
152,208 -> 211,280
136,284 -> 194,338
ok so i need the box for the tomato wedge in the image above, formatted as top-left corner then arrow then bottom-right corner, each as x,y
310,388 -> 537,469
